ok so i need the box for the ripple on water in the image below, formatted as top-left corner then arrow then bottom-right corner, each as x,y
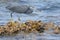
0,1 -> 60,40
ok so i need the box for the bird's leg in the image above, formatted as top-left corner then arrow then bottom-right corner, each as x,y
10,12 -> 13,19
10,12 -> 14,26
17,16 -> 21,21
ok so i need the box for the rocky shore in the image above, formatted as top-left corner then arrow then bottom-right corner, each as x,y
0,20 -> 60,36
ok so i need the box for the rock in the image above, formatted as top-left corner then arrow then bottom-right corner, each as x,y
53,27 -> 60,34
44,22 -> 55,30
36,26 -> 45,33
6,5 -> 33,13
0,27 -> 4,34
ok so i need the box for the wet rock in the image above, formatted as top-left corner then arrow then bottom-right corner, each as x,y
53,27 -> 60,34
36,26 -> 45,33
6,5 -> 33,13
0,20 -> 60,35
0,27 -> 5,35
44,22 -> 55,30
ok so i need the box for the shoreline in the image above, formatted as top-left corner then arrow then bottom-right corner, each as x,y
0,20 -> 60,36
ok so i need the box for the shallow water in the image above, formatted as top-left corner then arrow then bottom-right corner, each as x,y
0,0 -> 60,40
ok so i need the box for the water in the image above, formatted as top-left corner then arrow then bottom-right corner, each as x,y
0,0 -> 60,40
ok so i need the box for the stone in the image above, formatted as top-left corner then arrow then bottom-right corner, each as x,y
53,27 -> 60,34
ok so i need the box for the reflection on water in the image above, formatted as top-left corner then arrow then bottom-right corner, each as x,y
0,0 -> 60,40
0,33 -> 60,40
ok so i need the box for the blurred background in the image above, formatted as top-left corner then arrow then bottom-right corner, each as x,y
0,0 -> 60,40
0,0 -> 60,25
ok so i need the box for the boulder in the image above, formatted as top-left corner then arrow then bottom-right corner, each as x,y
6,5 -> 33,13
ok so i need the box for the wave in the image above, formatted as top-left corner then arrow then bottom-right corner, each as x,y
37,3 -> 60,11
